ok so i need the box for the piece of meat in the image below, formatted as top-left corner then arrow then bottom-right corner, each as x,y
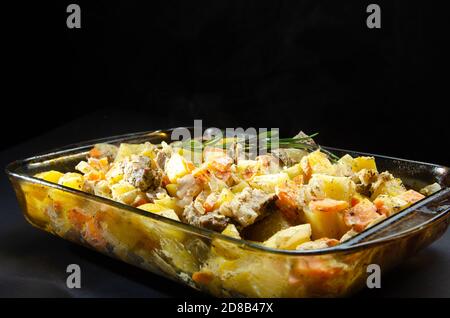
292,131 -> 317,146
154,145 -> 173,170
219,188 -> 277,227
182,203 -> 230,232
122,155 -> 162,192
271,148 -> 308,167
256,154 -> 281,174
353,169 -> 378,197
175,174 -> 204,207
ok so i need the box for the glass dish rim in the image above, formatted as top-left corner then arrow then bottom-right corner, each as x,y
5,128 -> 450,256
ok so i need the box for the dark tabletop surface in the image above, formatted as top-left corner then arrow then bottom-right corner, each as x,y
1,110 -> 449,298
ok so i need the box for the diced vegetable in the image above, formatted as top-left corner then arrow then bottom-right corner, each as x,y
115,142 -> 155,162
304,199 -> 349,239
373,195 -> 407,217
243,209 -> 293,242
335,154 -> 354,176
216,188 -> 235,208
166,183 -> 178,197
58,172 -> 84,190
35,170 -> 64,184
250,173 -> 289,193
231,180 -> 249,193
371,174 -> 406,200
352,156 -> 377,172
284,163 -> 303,179
344,199 -> 384,232
211,224 -> 243,260
221,224 -> 241,239
165,153 -> 190,183
236,159 -> 258,179
397,189 -> 425,204
263,224 -> 311,250
154,195 -> 183,214
308,174 -> 356,202
420,183 -> 441,196
300,150 -> 335,178
374,189 -> 424,217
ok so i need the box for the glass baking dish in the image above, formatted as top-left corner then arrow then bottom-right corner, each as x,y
6,129 -> 450,297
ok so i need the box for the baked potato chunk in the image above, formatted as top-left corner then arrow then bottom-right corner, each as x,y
304,199 -> 350,239
263,224 -> 312,250
308,174 -> 356,202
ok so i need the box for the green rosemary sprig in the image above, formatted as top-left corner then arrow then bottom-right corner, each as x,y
177,131 -> 339,162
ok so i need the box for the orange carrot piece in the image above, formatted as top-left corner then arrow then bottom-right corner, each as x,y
192,271 -> 214,285
67,208 -> 91,231
309,198 -> 349,213
276,190 -> 300,222
84,218 -> 106,249
344,200 -> 381,232
397,190 -> 425,204
89,147 -> 102,158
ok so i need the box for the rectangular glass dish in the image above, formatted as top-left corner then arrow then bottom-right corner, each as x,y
6,129 -> 450,297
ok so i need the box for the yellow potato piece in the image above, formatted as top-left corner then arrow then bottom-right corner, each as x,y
250,173 -> 289,193
165,153 -> 190,183
308,174 -> 356,202
304,203 -> 349,240
352,156 -> 377,172
219,256 -> 290,297
284,163 -> 303,179
34,170 -> 64,184
215,188 -> 235,208
263,224 -> 311,250
58,172 -> 84,190
137,204 -> 184,242
115,143 -> 155,161
221,224 -> 241,239
236,160 -> 258,177
22,183 -> 51,224
231,181 -> 249,194
211,224 -> 242,260
165,183 -> 178,197
301,150 -> 335,176
111,182 -> 135,197
335,154 -> 354,176
154,196 -> 182,214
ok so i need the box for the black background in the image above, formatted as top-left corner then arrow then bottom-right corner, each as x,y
2,0 -> 449,298
10,0 -> 449,164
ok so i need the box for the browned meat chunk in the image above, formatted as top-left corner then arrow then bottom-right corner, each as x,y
219,188 -> 277,227
182,203 -> 230,232
155,146 -> 172,170
122,155 -> 162,192
271,148 -> 308,167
